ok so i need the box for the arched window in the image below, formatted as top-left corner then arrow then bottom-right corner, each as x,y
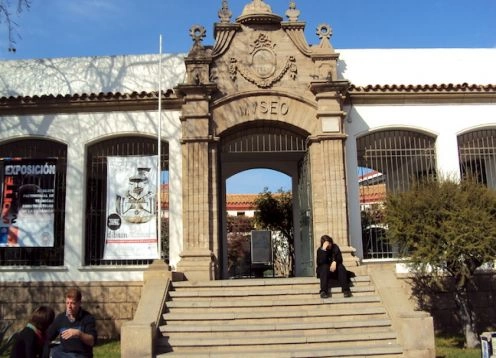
356,129 -> 437,259
0,138 -> 67,266
458,128 -> 496,189
85,136 -> 168,266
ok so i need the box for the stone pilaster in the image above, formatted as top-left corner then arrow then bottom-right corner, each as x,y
309,80 -> 359,267
174,82 -> 218,281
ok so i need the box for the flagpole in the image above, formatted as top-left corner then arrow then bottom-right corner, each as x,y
157,34 -> 163,259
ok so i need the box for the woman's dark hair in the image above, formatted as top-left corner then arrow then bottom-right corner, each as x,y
320,234 -> 334,246
30,306 -> 55,331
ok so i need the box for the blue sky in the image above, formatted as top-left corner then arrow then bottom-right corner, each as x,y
1,0 -> 495,193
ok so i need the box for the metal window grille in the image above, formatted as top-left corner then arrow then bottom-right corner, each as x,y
458,129 -> 496,189
0,139 -> 66,266
222,126 -> 307,153
356,130 -> 437,259
85,136 -> 169,266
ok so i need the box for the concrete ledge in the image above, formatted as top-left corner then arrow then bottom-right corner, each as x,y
399,312 -> 435,358
368,266 -> 435,358
121,260 -> 171,358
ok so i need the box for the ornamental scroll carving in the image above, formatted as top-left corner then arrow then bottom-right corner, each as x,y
228,33 -> 297,88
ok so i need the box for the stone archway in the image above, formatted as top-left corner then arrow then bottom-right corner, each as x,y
175,0 -> 355,281
219,121 -> 310,279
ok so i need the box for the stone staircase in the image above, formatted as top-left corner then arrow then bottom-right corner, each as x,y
156,276 -> 404,357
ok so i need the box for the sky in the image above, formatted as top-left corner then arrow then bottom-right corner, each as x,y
1,0 -> 495,193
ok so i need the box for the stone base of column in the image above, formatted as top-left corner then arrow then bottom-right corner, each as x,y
176,249 -> 216,281
340,246 -> 362,268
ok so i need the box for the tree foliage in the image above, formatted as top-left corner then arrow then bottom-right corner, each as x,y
0,0 -> 31,52
254,188 -> 294,276
385,177 -> 496,347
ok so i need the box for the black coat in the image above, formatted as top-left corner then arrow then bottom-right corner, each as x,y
10,326 -> 44,358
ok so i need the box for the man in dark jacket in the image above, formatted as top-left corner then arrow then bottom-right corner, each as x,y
316,235 -> 352,299
43,288 -> 97,358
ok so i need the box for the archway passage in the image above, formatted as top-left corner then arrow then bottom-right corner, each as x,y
220,122 -> 312,279
226,169 -> 291,278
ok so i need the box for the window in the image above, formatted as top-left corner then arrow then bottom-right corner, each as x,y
0,138 -> 66,266
458,129 -> 496,189
357,129 -> 436,259
85,136 -> 168,265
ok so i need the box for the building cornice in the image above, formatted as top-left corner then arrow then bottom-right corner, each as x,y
1,83 -> 495,116
0,89 -> 183,116
348,83 -> 496,104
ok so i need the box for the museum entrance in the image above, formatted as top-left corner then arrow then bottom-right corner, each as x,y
219,122 -> 313,279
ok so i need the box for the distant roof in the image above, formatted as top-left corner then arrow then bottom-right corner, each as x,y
227,194 -> 258,211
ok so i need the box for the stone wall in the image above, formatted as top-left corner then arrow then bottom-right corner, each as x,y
0,281 -> 142,340
402,271 -> 496,335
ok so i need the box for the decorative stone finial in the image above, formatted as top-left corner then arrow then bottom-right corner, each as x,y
189,25 -> 207,53
218,0 -> 232,23
316,23 -> 333,41
241,0 -> 272,16
285,1 -> 300,22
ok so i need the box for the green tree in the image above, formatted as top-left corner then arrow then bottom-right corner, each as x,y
254,188 -> 294,276
384,177 -> 496,348
0,0 -> 30,52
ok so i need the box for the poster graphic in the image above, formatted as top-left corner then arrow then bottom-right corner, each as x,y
104,155 -> 159,260
0,158 -> 57,247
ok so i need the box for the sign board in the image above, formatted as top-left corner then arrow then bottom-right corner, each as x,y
251,230 -> 272,264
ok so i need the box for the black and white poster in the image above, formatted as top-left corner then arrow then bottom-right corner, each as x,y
104,155 -> 159,260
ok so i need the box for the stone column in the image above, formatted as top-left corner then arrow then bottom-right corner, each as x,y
309,81 -> 359,267
174,84 -> 218,281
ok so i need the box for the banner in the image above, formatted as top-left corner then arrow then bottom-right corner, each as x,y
104,155 -> 159,260
0,158 -> 57,247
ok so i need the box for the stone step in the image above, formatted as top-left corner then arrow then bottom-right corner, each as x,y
172,276 -> 370,290
156,344 -> 403,357
165,293 -> 382,310
157,276 -> 403,357
160,338 -> 399,354
161,325 -> 395,340
161,318 -> 394,334
168,285 -> 374,300
162,329 -> 398,347
163,305 -> 387,322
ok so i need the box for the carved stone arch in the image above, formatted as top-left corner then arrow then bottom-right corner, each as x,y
212,92 -> 318,137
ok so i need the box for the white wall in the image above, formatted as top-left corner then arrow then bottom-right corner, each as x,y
0,54 -> 186,96
338,48 -> 496,85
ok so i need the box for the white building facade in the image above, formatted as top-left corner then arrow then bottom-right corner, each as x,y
0,1 -> 495,287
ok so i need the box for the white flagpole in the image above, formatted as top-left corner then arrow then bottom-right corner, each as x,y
157,34 -> 163,259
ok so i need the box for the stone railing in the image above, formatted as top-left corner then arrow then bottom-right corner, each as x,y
121,260 -> 171,358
